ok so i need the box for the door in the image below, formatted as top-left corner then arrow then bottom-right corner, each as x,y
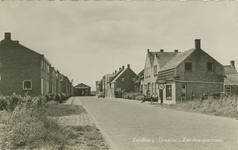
159,89 -> 163,104
181,85 -> 186,102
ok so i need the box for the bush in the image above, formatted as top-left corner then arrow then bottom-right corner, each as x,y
135,96 -> 144,100
0,96 -> 65,150
173,95 -> 237,118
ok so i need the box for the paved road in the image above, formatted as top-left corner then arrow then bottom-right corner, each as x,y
73,96 -> 238,150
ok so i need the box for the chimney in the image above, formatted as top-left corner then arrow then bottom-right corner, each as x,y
147,49 -> 150,53
127,64 -> 130,68
122,66 -> 125,69
119,67 -> 121,70
195,39 -> 201,49
115,70 -> 117,74
230,60 -> 235,67
5,32 -> 11,40
160,49 -> 164,52
174,49 -> 178,52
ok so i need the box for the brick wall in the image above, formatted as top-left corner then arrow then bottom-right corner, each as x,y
0,39 -> 42,96
115,67 -> 136,93
176,49 -> 224,82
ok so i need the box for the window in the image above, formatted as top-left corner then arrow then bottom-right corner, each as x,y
166,85 -> 172,99
41,60 -> 44,70
23,80 -> 32,90
185,62 -> 192,71
47,65 -> 50,73
207,62 -> 213,71
121,78 -> 125,82
154,65 -> 157,76
132,78 -> 135,82
226,86 -> 231,93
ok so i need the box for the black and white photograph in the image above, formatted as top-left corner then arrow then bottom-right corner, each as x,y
0,1 -> 238,150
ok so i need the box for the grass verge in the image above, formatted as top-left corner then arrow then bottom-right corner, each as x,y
0,98 -> 109,150
156,95 -> 237,118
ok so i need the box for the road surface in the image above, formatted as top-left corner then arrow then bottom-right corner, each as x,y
72,96 -> 238,150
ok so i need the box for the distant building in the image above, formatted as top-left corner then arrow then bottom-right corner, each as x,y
134,69 -> 144,93
157,39 -> 225,104
0,32 -> 73,96
108,64 -> 136,97
74,83 -> 91,96
224,61 -> 238,95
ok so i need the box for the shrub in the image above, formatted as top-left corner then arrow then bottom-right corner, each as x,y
135,96 -> 144,100
172,95 -> 237,118
0,96 -> 65,150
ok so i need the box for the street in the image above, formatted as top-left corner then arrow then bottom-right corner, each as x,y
73,96 -> 238,150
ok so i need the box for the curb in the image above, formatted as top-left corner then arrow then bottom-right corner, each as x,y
73,99 -> 119,150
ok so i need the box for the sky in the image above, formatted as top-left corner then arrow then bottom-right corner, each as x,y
0,1 -> 238,90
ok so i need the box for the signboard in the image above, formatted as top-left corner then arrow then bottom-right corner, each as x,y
156,79 -> 167,84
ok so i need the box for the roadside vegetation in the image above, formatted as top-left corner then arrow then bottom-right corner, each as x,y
0,94 -> 109,150
119,91 -> 237,118
158,95 -> 237,118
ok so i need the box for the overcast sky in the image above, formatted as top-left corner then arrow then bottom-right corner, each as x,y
0,1 -> 238,90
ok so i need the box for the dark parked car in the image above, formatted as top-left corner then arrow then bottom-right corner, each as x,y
98,92 -> 105,98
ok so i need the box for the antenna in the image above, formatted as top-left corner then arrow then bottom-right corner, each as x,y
113,57 -> 114,71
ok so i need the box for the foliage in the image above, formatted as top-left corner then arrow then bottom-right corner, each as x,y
0,96 -> 65,149
122,92 -> 143,100
165,95 -> 237,118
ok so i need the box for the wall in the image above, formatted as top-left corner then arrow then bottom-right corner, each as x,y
0,39 -> 42,96
115,68 -> 136,93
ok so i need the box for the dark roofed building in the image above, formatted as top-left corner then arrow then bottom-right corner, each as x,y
74,83 -> 91,96
157,39 -> 225,104
224,61 -> 238,95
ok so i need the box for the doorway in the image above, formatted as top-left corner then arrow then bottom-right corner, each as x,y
159,89 -> 163,104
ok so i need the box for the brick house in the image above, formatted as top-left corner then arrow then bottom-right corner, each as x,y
141,49 -> 178,96
0,32 -> 73,96
74,83 -> 91,96
224,61 -> 238,95
157,39 -> 225,104
108,64 -> 136,97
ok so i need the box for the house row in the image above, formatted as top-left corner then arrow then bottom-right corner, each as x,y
97,39 -> 238,104
96,64 -> 136,97
0,32 -> 74,96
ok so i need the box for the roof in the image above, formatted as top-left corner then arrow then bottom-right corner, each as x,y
1,38 -> 51,66
159,48 -> 195,72
109,67 -> 125,83
148,51 -> 178,68
224,74 -> 238,85
137,69 -> 144,77
110,68 -> 127,83
74,83 -> 90,89
224,65 -> 238,75
224,65 -> 238,85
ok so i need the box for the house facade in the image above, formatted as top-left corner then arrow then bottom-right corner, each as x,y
74,83 -> 91,96
107,64 -> 136,97
141,49 -> 178,96
224,61 -> 238,95
157,39 -> 225,104
0,32 -> 73,96
134,69 -> 144,93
